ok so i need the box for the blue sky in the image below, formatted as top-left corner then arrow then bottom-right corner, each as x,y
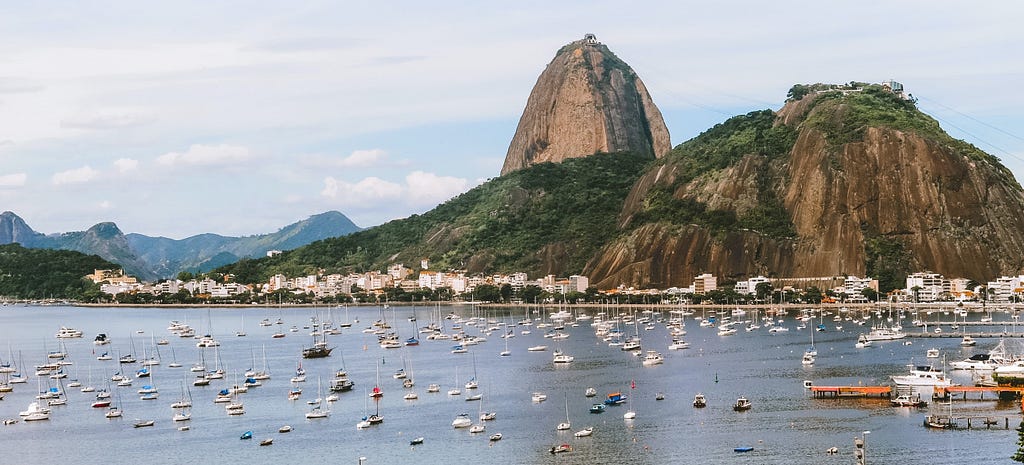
1,1 -> 1022,238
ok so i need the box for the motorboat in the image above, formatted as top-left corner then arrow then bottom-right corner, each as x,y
589,404 -> 605,413
668,340 -> 689,350
890,394 -> 928,407
926,348 -> 940,358
527,345 -> 547,352
451,413 -> 472,428
603,392 -> 626,405
552,351 -> 574,364
549,444 -> 572,454
584,387 -> 597,397
863,326 -> 905,341
489,433 -> 502,441
693,393 -> 707,408
574,427 -> 593,437
891,364 -> 955,388
56,327 -> 83,338
961,336 -> 977,347
733,396 -> 752,411
641,350 -> 664,366
531,392 -> 547,403
469,424 -> 486,433
410,437 -> 424,445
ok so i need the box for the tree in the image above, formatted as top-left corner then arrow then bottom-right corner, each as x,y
861,288 -> 878,302
521,285 -> 543,304
803,286 -> 824,304
754,282 -> 774,301
499,284 -> 513,303
473,284 -> 501,303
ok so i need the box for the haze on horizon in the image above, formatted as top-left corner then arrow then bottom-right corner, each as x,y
1,1 -> 1022,239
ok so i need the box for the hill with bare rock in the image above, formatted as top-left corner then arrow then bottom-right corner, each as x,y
500,34 -> 670,175
588,83 -> 1024,290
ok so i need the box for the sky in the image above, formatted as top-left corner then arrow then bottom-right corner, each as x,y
2,1 -> 1023,239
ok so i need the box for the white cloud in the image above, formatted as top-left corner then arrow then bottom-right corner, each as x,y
404,171 -> 470,207
321,176 -> 403,204
0,173 -> 27,187
320,171 -> 472,209
157,144 -> 251,167
339,149 -> 388,168
60,110 -> 156,130
52,166 -> 99,185
113,158 -> 139,174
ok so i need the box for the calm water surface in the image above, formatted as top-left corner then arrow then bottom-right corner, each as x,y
0,305 -> 1019,464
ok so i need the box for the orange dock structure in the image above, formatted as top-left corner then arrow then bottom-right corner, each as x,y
936,385 -> 1024,400
810,385 -> 892,399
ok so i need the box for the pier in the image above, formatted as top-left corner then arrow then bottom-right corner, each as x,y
904,332 -> 1024,338
810,385 -> 892,399
935,385 -> 1024,400
923,414 -> 1018,430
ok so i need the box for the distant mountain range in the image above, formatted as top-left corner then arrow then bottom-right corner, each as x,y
0,211 -> 361,281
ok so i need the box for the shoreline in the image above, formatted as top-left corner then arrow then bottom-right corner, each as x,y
56,301 -> 1010,311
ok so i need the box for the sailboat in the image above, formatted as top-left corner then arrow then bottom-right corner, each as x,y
500,324 -> 512,357
448,366 -> 462,396
306,377 -> 329,419
370,360 -> 383,399
356,390 -> 372,429
465,354 -> 479,390
556,392 -> 571,430
623,379 -> 637,420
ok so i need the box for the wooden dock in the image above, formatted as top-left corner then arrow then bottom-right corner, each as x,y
810,385 -> 892,399
923,414 -> 1017,430
935,385 -> 1024,400
905,332 -> 1024,339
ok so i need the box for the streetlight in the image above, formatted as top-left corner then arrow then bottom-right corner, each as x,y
854,431 -> 870,465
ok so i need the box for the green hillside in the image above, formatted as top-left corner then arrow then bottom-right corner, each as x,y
218,152 -> 652,283
0,243 -> 114,299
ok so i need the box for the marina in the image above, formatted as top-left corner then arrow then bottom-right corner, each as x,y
0,304 -> 1021,464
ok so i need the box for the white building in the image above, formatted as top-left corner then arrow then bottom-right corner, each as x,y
905,272 -> 946,302
693,274 -> 717,295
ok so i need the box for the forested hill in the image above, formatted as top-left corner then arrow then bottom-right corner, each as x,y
0,243 -> 114,299
217,152 -> 652,283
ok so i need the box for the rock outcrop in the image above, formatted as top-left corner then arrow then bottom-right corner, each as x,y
500,35 -> 670,175
586,86 -> 1024,288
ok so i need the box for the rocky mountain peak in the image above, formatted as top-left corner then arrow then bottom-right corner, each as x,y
500,34 -> 671,175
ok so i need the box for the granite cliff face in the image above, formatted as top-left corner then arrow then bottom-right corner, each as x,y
500,35 -> 670,175
586,86 -> 1024,289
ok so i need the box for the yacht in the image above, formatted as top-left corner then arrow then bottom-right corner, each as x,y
451,413 -> 472,428
552,351 -> 574,364
55,327 -> 83,339
641,350 -> 664,366
863,326 -> 905,341
733,396 -> 752,411
891,365 -> 955,388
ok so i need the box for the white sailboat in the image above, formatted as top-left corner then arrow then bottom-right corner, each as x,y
624,379 -> 637,420
306,377 -> 329,419
556,392 -> 571,430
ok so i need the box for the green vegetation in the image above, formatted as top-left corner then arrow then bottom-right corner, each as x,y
799,84 -> 1012,180
863,235 -> 911,293
630,110 -> 798,239
0,243 -> 113,300
217,152 -> 651,283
